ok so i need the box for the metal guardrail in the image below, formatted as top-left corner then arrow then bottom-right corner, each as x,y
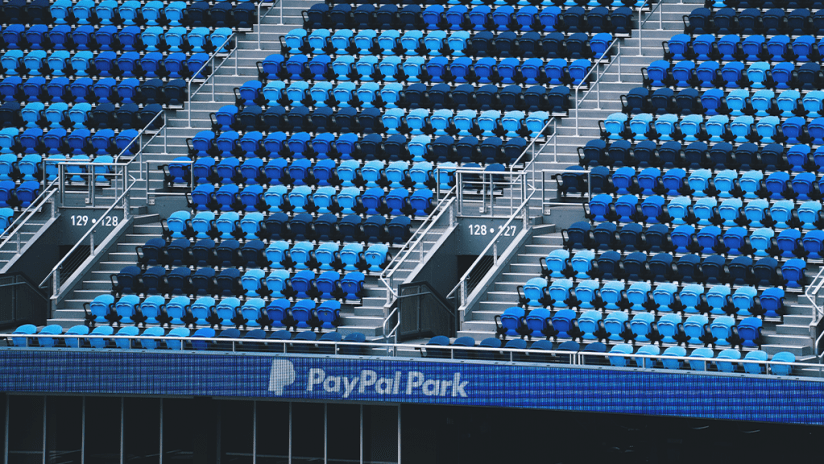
2,333 -> 816,379
638,0 -> 665,56
379,188 -> 457,305
0,179 -> 59,257
188,34 -> 239,127
259,0 -> 283,49
38,174 -> 138,309
574,38 -> 623,136
446,192 -> 534,315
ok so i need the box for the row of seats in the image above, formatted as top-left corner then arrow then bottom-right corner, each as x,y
528,248 -> 808,287
303,3 -> 635,33
607,343 -> 795,375
559,221 -> 824,258
282,28 -> 613,59
162,210 -> 414,244
137,237 -> 391,272
11,324 -> 367,353
1,77 -> 186,106
427,335 -> 795,374
564,219 -> 814,254
47,1 -> 258,29
497,306 -> 764,347
578,165 -> 824,200
183,161 -> 448,192
1,23 -> 237,52
243,81 -> 570,113
0,180 -> 40,209
644,60 -> 823,90
110,265 -> 367,300
579,139 -> 820,171
0,50 -> 213,81
665,33 -> 824,64
586,193 -> 824,228
0,101 -> 164,131
522,271 -> 785,315
184,130 -> 527,164
685,7 -> 824,36
623,87 -> 824,118
211,105 -> 554,139
189,183 -> 435,217
0,127 -> 140,157
601,111 -> 824,144
258,53 -> 594,86
0,55 -> 210,83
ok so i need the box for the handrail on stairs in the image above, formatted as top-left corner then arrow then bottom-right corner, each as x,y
638,0 -> 665,56
446,191 -> 535,319
379,187 -> 457,305
0,179 -> 59,256
187,34 -> 239,127
574,38 -> 623,136
38,174 -> 138,310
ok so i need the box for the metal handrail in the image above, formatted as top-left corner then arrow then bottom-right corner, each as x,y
379,187 -> 456,304
38,176 -> 137,297
0,178 -> 59,252
574,38 -> 622,136
382,305 -> 399,343
638,0 -> 665,56
446,191 -> 534,310
258,0 -> 283,49
187,34 -> 239,127
3,333 -> 817,378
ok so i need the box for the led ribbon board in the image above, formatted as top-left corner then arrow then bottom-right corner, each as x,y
1,350 -> 823,425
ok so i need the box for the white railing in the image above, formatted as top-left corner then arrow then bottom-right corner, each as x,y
378,187 -> 457,305
573,38 -> 623,136
188,34 -> 239,127
638,0 -> 665,56
446,191 -> 534,315
0,179 -> 59,257
2,333 -> 816,379
39,172 -> 138,309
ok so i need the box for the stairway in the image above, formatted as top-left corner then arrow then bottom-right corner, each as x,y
46,0 -> 442,338
458,0 -> 817,359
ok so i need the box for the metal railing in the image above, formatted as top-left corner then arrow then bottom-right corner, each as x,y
258,0 -> 284,49
0,274 -> 49,330
38,174 -> 138,310
378,188 -> 457,305
638,0 -> 665,56
574,38 -> 623,136
188,34 -> 239,127
0,179 -> 59,257
446,191 -> 534,318
2,333 -> 818,379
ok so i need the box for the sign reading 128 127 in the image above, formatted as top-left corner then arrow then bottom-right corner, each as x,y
468,224 -> 517,237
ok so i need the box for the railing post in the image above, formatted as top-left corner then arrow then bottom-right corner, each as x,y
53,266 -> 60,298
639,7 -> 643,56
575,87 -> 580,136
617,41 -> 623,84
492,243 -> 498,266
460,280 -> 466,308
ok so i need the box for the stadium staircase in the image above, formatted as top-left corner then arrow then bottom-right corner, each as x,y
457,0 -> 818,359
45,0 -> 442,337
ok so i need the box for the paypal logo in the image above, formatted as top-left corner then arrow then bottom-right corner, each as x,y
268,359 -> 296,395
267,359 -> 470,399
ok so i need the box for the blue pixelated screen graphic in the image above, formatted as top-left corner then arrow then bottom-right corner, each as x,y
1,350 -> 824,425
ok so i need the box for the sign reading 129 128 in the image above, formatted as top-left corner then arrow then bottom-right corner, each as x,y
71,215 -> 119,227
